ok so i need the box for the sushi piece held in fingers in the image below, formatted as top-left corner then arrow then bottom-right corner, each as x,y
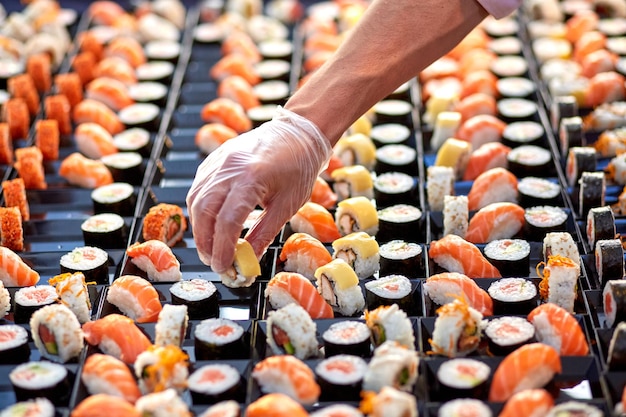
423,272 -> 493,316
462,141 -> 511,181
59,152 -> 114,189
310,176 -> 338,209
527,302 -> 589,356
428,234 -> 501,278
265,271 -> 334,319
467,167 -> 519,211
365,303 -> 415,349
315,258 -> 365,316
603,279 -> 626,328
154,304 -> 188,348
106,275 -> 162,323
134,344 -> 189,395
81,353 -> 141,404
359,386 -> 417,417
488,343 -> 561,402
279,232 -> 332,280
335,196 -> 379,237
266,303 -> 319,359
289,202 -> 341,243
430,297 -> 483,357
465,202 -> 525,244
48,272 -> 93,324
142,203 -> 187,247
499,389 -> 554,417
252,355 -> 320,405
362,341 -> 419,393
195,123 -> 238,154
538,254 -> 580,314
0,246 -> 40,287
29,304 -> 84,363
127,239 -> 182,282
82,314 -> 151,364
245,393 -> 308,417
332,231 -> 380,279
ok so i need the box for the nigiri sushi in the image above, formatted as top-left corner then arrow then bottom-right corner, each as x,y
527,303 -> 589,356
467,167 -> 518,211
423,272 -> 493,316
126,239 -> 182,282
59,152 -> 114,188
82,314 -> 152,364
86,76 -> 134,111
75,122 -> 118,159
497,389 -> 554,417
488,343 -> 562,402
217,75 -> 260,110
0,246 -> 40,287
245,393 -> 308,417
218,238 -> 261,288
252,355 -> 321,405
279,232 -> 332,280
310,176 -> 338,209
289,202 -> 341,243
428,234 -> 501,278
70,394 -> 141,417
265,271 -> 334,319
81,353 -> 142,404
464,202 -> 525,244
195,123 -> 237,154
73,98 -> 125,135
456,114 -> 507,149
462,141 -> 511,181
200,97 -> 252,133
106,275 -> 163,323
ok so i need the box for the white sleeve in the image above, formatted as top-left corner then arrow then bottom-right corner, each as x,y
475,0 -> 523,18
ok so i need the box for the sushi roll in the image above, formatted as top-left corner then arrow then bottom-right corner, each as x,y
379,240 -> 424,278
310,405 -> 364,417
335,196 -> 379,237
484,316 -> 536,356
253,80 -> 290,105
586,205 -> 616,249
524,205 -> 568,240
2,178 -> 30,221
538,254 -> 580,314
517,177 -> 562,208
0,207 -> 23,252
332,232 -> 380,279
364,304 -> 415,349
142,203 -> 187,247
435,358 -> 491,400
608,321 -> 626,370
491,56 -> 529,79
194,318 -> 247,360
373,172 -> 415,208
145,40 -> 181,63
545,402 -> 603,417
29,304 -> 84,363
91,182 -> 137,217
603,280 -> 626,328
595,239 -> 624,285
566,147 -> 597,188
506,145 -> 553,178
100,152 -> 145,186
188,363 -> 243,404
134,345 -> 189,395
578,171 -> 606,217
370,123 -> 411,147
118,102 -> 161,131
252,355 -> 320,405
113,128 -> 152,157
543,232 -> 580,266
559,116 -> 585,159
360,386 -> 417,417
551,95 -> 578,131
330,164 -> 374,203
365,275 -> 414,315
81,353 -> 141,404
362,340 -> 419,393
497,77 -> 536,99
528,303 -> 589,356
126,239 -> 182,282
106,275 -> 162,323
266,303 -> 318,359
314,258 -> 365,316
0,398 -> 55,417
154,304 -> 189,347
0,281 -> 8,319
279,232 -> 332,280
374,99 -> 413,125
377,204 -> 423,244
218,238 -> 261,288
315,354 -> 367,401
136,61 -> 175,84
81,213 -> 128,249
430,298 -> 483,357
423,272 -> 493,316
438,399 -> 492,417
48,272 -> 92,324
375,144 -> 418,176
197,401 -> 241,417
334,133 -> 377,171
426,165 -> 455,211
134,389 -> 191,417
488,277 -> 538,315
129,81 -> 169,107
606,153 -> 626,185
0,324 -> 30,364
169,279 -> 218,320
255,59 -> 291,81
322,320 -> 372,358
9,361 -> 72,406
13,285 -> 58,324
442,195 -> 469,239
430,111 -> 462,151
483,239 -> 530,277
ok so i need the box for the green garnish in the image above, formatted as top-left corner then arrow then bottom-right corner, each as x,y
283,341 -> 295,355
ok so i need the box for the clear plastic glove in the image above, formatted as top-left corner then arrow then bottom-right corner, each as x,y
186,106 -> 332,273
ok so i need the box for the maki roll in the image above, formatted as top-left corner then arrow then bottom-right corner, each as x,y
118,103 -> 160,131
169,279 -> 218,320
0,281 -> 8,318
29,304 -> 84,363
524,206 -> 568,240
430,112 -> 462,151
543,232 -> 580,266
13,285 -> 58,324
136,61 -> 175,84
370,123 -> 411,147
364,304 -> 415,349
9,361 -> 71,406
91,182 -> 137,217
253,80 -> 290,105
545,402 -> 603,417
335,196 -> 379,237
538,255 -> 580,314
365,275 -> 414,315
435,358 -> 491,400
550,95 -> 578,131
426,165 -> 455,211
438,399 -> 492,417
144,40 -> 181,63
608,321 -> 626,371
373,99 -> 413,125
60,246 -> 110,285
113,128 -> 152,157
586,205 -> 616,249
197,401 -> 241,417
314,258 -> 365,317
488,277 -> 538,315
134,345 -> 189,395
496,77 -> 536,99
603,279 -> 626,328
559,116 -> 585,159
142,203 -> 187,247
517,177 -> 561,208
0,324 -> 30,364
266,303 -> 318,359
497,98 -> 538,123
431,298 -> 483,357
334,134 -> 376,171
373,172 -> 415,208
154,304 -> 189,348
48,272 -> 93,324
375,144 -> 418,176
315,354 -> 367,401
254,59 -> 291,81
81,213 -> 128,249
566,147 -> 597,188
578,171 -> 606,217
377,204 -> 423,244
595,239 -> 624,285
309,405 -> 363,417
129,81 -> 169,107
0,398 -> 55,417
379,240 -> 424,277
484,316 -> 535,356
188,363 -> 243,404
331,165 -> 374,202
322,320 -> 371,358
362,341 -> 419,393
443,195 -> 469,239
506,145 -> 552,177
483,239 -> 530,277
332,232 -> 380,279
100,152 -> 145,185
194,318 -> 247,360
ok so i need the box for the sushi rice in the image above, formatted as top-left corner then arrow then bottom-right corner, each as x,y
29,304 -> 84,363
266,303 -> 318,359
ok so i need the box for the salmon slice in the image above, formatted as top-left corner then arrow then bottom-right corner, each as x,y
82,314 -> 151,364
126,239 -> 182,282
465,202 -> 525,244
71,393 -> 141,417
59,152 -> 114,189
462,142 -> 511,181
0,246 -> 40,286
467,167 -> 518,211
310,177 -> 338,210
82,353 -> 141,403
252,355 -> 320,405
217,75 -> 260,110
279,232 -> 333,280
428,234 -> 501,278
290,202 -> 341,243
527,303 -> 589,356
73,99 -> 125,135
499,389 -> 554,417
107,275 -> 162,323
267,271 -> 334,319
423,272 -> 493,315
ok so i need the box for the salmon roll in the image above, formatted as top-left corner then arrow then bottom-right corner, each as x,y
267,303 -> 319,359
44,94 -> 72,135
0,207 -> 23,252
29,303 -> 84,363
72,51 -> 97,85
54,73 -> 84,109
0,122 -> 13,165
2,178 -> 30,221
3,98 -> 30,140
35,119 -> 59,161
8,74 -> 40,116
142,203 -> 187,247
14,147 -> 46,190
26,53 -> 52,93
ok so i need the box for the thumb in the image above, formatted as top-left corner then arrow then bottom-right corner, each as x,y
244,203 -> 293,259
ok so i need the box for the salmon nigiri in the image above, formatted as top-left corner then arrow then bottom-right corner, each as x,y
106,275 -> 162,323
289,202 -> 341,243
75,122 -> 118,159
126,239 -> 182,282
499,389 -> 554,417
428,234 -> 501,278
266,271 -> 334,319
465,202 -> 525,244
73,98 -> 125,135
200,97 -> 252,133
82,353 -> 142,404
82,314 -> 151,364
252,355 -> 321,405
59,152 -> 114,188
489,343 -> 562,402
467,167 -> 518,211
0,246 -> 40,286
217,75 -> 260,110
70,393 -> 140,417
462,141 -> 511,181
310,176 -> 338,210
423,272 -> 493,315
527,303 -> 589,356
245,393 -> 308,417
279,232 -> 333,280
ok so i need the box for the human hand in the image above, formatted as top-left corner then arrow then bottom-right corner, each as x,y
186,106 -> 332,273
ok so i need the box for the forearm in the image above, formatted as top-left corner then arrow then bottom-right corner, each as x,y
285,0 -> 489,145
